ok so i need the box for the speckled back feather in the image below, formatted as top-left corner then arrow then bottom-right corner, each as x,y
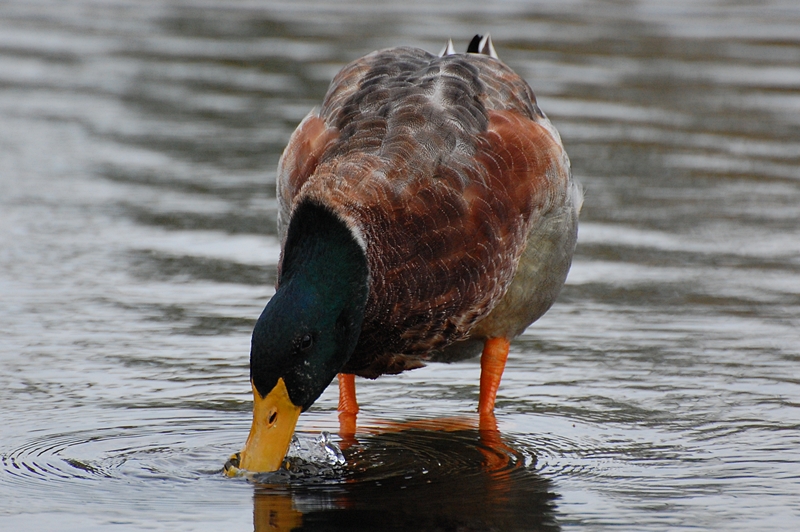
276,45 -> 575,378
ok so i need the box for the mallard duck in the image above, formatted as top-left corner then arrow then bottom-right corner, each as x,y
231,35 -> 582,473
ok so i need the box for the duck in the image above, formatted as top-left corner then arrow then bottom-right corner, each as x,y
228,35 -> 582,473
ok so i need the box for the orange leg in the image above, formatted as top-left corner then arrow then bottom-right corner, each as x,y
479,337 -> 510,418
478,338 -> 513,469
337,373 -> 358,438
337,373 -> 359,414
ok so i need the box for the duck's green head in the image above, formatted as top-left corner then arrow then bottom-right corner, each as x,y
234,200 -> 369,473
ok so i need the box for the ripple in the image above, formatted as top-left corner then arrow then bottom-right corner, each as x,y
229,418 -> 561,531
1,412 -> 563,530
0,410 -> 248,513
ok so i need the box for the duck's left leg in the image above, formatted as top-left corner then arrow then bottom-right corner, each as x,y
337,373 -> 358,437
478,337 -> 510,422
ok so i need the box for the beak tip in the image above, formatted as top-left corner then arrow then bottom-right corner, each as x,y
224,452 -> 242,477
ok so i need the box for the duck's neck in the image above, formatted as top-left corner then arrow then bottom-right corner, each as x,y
280,204 -> 369,306
251,202 -> 369,409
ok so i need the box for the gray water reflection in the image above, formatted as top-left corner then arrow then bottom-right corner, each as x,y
1,1 -> 799,531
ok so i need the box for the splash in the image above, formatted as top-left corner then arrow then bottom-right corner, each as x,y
286,432 -> 346,468
226,431 -> 346,481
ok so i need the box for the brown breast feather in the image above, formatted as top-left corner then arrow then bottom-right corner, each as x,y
276,47 -> 567,378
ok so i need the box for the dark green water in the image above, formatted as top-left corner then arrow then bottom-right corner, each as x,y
1,1 -> 799,530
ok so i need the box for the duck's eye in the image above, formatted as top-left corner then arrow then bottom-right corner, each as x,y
299,333 -> 314,351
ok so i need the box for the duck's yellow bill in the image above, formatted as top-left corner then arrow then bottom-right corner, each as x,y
230,378 -> 301,474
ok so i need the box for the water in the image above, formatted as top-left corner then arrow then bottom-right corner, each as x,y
1,0 -> 799,530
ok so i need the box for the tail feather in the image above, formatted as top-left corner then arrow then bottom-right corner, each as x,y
466,34 -> 498,59
438,38 -> 456,57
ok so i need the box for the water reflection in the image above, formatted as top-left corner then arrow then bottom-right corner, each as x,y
250,421 -> 559,532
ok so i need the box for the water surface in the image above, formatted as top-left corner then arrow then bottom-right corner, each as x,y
1,1 -> 799,530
